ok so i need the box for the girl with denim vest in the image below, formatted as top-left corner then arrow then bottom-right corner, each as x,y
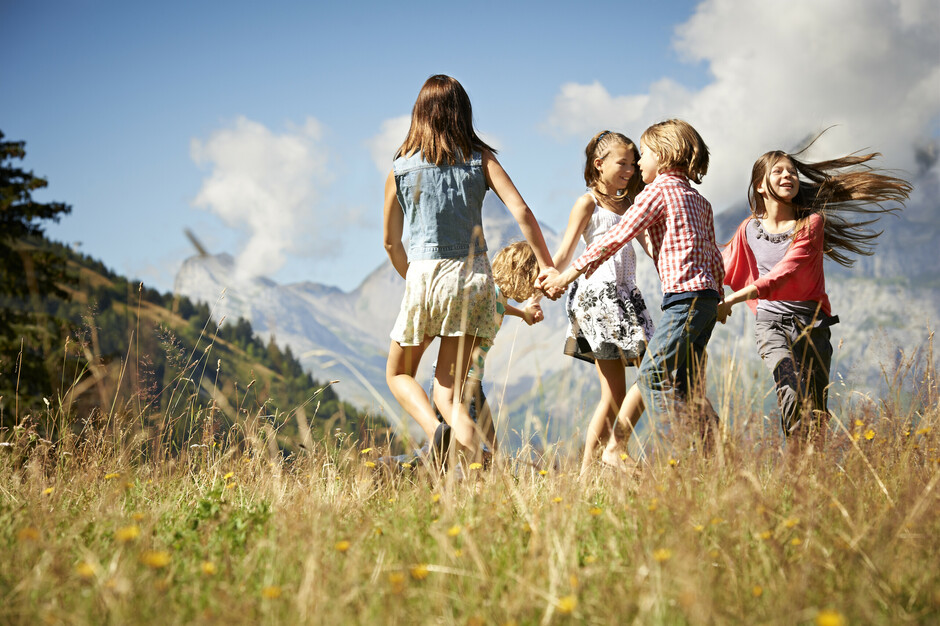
550,131 -> 655,477
719,135 -> 911,445
383,75 -> 556,462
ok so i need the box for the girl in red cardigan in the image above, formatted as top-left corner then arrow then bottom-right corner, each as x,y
718,139 -> 911,443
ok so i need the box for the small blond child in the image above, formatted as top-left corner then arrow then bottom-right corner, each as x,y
383,241 -> 543,468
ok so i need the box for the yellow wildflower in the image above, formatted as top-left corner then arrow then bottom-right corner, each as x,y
589,507 -> 603,516
431,493 -> 441,503
584,555 -> 597,564
201,561 -> 217,576
569,574 -> 579,589
693,525 -> 705,533
132,513 -> 146,521
710,517 -> 723,525
552,497 -> 563,503
223,471 -> 234,480
104,472 -> 120,480
447,525 -> 462,537
653,548 -> 672,562
791,537 -> 803,546
556,595 -> 578,614
538,469 -> 548,476
752,585 -> 763,597
759,530 -> 773,540
115,525 -> 141,543
864,429 -> 875,440
388,572 -> 405,594
335,540 -> 351,553
261,586 -> 282,599
784,517 -> 799,528
140,550 -> 171,569
668,458 -> 678,466
17,527 -> 40,542
360,447 -> 372,454
364,461 -> 376,468
648,499 -> 658,512
916,426 -> 932,435
42,487 -> 54,495
815,609 -> 845,626
454,549 -> 463,558
225,482 -> 236,489
469,462 -> 483,470
76,561 -> 96,579
410,564 -> 429,580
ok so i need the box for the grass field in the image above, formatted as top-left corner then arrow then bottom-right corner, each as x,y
2,348 -> 938,625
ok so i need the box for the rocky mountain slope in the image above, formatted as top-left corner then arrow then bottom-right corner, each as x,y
175,171 -> 939,445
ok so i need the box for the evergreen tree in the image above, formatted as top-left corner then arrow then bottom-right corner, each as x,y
0,131 -> 73,416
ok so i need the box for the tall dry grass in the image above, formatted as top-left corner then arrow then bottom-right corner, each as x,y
1,327 -> 938,625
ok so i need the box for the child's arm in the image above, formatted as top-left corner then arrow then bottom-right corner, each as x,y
482,151 -> 557,279
505,300 -> 543,325
717,285 -> 757,323
636,229 -> 654,258
552,194 -> 594,270
382,170 -> 409,279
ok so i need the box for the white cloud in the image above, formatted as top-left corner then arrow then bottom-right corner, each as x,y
368,115 -> 410,173
190,117 -> 335,282
545,0 -> 940,211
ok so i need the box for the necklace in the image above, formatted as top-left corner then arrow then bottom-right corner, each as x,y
754,219 -> 792,244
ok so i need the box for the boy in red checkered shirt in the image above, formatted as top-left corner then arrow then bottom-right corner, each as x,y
538,119 -> 723,466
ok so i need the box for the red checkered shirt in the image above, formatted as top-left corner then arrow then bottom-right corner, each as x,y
572,170 -> 724,295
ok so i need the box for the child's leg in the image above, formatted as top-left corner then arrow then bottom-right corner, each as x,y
602,382 -> 645,466
792,324 -> 833,443
580,358 -> 626,476
433,334 -> 484,449
386,338 -> 441,442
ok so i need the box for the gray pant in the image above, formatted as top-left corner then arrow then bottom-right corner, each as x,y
755,313 -> 834,438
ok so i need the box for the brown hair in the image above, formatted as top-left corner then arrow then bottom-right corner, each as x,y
395,74 -> 496,166
641,119 -> 709,184
491,241 -> 538,302
583,130 -> 645,209
748,133 -> 913,267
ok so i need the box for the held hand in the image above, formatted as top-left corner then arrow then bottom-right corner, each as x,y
522,302 -> 543,325
536,267 -> 570,301
716,301 -> 733,324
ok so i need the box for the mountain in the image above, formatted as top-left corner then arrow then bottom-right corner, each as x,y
175,169 -> 940,445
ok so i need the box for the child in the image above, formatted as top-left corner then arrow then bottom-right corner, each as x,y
383,242 -> 544,469
383,74 -> 556,464
550,131 -> 655,477
718,137 -> 911,444
538,119 -> 724,463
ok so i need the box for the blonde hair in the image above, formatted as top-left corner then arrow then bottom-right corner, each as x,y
641,119 -> 709,184
491,241 -> 538,302
749,135 -> 912,267
583,130 -> 645,208
396,74 -> 495,166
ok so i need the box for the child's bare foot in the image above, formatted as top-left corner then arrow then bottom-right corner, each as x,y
600,447 -> 639,474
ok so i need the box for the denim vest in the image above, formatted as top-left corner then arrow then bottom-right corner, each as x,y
392,151 -> 488,261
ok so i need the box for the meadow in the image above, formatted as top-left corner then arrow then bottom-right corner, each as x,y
1,339 -> 938,626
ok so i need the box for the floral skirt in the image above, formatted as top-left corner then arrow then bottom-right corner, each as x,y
391,255 -> 497,346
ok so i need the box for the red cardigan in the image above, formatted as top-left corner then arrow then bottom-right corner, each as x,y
722,213 -> 831,316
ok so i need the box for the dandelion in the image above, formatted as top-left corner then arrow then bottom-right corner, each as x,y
693,525 -> 705,533
469,462 -> 483,470
791,537 -> 803,546
431,493 -> 441,503
584,555 -> 597,564
552,497 -> 563,503
261,586 -> 282,599
104,473 -> 120,480
539,469 -> 548,476
648,499 -> 658,512
447,525 -> 462,537
201,561 -> 217,576
784,517 -> 799,529
388,572 -> 406,594
410,564 -> 429,580
589,507 -> 603,516
556,595 -> 578,614
854,420 -> 864,427
360,448 -> 373,454
223,471 -> 234,480
668,458 -> 678,466
752,585 -> 763,598
132,513 -> 146,522
916,426 -> 932,435
335,540 -> 351,553
653,548 -> 672,562
76,561 -> 96,579
709,549 -> 719,559
42,487 -> 54,495
364,462 -> 376,468
864,429 -> 875,440
815,609 -> 845,626
17,527 -> 40,542
140,550 -> 171,569
374,527 -> 383,536
115,525 -> 141,543
710,517 -> 722,525
759,530 -> 773,540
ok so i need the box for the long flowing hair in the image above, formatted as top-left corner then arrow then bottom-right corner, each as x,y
749,132 -> 913,267
395,75 -> 495,166
583,130 -> 644,210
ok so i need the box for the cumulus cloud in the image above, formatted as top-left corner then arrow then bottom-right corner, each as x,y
545,0 -> 940,210
368,115 -> 410,173
190,117 -> 335,282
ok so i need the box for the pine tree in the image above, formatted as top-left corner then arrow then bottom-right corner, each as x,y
0,130 -> 73,417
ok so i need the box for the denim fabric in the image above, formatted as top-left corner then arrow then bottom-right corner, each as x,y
637,296 -> 718,420
754,315 -> 833,437
393,151 -> 488,261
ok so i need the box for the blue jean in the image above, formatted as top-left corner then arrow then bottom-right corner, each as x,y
638,296 -> 719,423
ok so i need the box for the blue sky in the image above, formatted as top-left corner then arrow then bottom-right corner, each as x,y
3,0 -> 938,293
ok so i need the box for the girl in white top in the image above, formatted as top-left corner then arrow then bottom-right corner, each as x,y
553,131 -> 655,477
